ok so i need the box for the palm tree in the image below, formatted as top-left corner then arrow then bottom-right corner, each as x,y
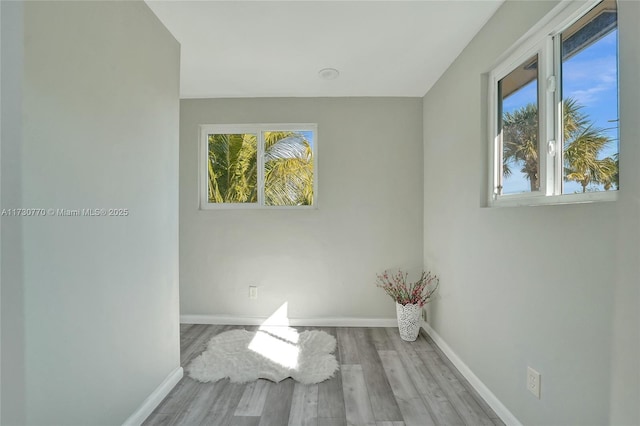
562,99 -> 618,192
208,133 -> 258,203
610,152 -> 619,190
263,132 -> 314,206
502,98 -> 617,193
208,131 -> 313,205
502,104 -> 539,191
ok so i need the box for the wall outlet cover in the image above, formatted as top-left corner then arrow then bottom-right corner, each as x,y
249,286 -> 258,299
527,366 -> 541,399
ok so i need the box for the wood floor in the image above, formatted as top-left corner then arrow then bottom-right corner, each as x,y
143,324 -> 504,426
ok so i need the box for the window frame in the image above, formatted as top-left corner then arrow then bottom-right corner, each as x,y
487,0 -> 619,207
199,123 -> 318,210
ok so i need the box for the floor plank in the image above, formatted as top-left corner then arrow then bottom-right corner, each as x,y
352,328 -> 403,422
167,381 -> 222,425
318,419 -> 347,426
341,364 -> 377,426
492,416 -> 507,426
403,348 -> 449,402
403,350 -> 464,425
385,327 -> 431,355
318,370 -> 346,421
459,390 -> 498,426
143,377 -> 200,417
377,350 -> 436,426
235,379 -> 272,416
318,328 -> 347,422
416,350 -> 495,426
181,324 -> 222,366
179,323 -> 194,334
384,328 -> 464,425
141,412 -> 172,426
258,378 -> 296,426
368,327 -> 394,351
200,381 -> 247,425
429,340 -> 499,419
229,417 -> 261,426
288,383 -> 319,426
337,327 -> 360,364
179,324 -> 207,353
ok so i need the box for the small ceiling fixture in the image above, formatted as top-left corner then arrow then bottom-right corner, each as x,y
318,68 -> 340,80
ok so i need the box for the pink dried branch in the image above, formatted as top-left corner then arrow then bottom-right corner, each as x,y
376,269 -> 439,307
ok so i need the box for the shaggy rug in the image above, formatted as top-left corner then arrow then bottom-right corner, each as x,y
187,327 -> 339,384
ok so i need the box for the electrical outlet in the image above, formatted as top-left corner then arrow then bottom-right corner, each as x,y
527,366 -> 541,398
249,286 -> 258,299
421,309 -> 427,322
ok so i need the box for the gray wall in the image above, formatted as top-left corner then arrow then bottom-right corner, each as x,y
3,1 -> 181,424
609,1 -> 640,423
422,1 -> 639,425
180,98 -> 423,321
1,1 -> 26,424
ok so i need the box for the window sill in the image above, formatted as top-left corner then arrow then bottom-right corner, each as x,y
488,190 -> 618,208
200,203 -> 318,211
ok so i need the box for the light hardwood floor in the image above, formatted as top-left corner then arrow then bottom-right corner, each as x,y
143,325 -> 504,426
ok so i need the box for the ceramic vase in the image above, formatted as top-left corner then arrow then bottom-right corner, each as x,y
396,302 -> 422,341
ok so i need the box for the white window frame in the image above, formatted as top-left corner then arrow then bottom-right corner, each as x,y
199,123 -> 318,210
488,0 -> 619,207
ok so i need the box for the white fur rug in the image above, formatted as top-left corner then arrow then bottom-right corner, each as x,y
187,328 -> 339,384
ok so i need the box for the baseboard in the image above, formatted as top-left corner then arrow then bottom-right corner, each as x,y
421,322 -> 522,426
180,314 -> 397,327
122,366 -> 183,426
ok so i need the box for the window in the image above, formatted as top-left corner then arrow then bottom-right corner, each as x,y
200,124 -> 317,208
489,0 -> 618,206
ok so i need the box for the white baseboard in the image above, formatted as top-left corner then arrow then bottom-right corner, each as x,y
421,322 -> 522,426
180,314 -> 397,327
122,366 -> 183,426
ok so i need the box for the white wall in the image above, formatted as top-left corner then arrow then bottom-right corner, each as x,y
16,1 -> 180,424
180,98 -> 423,321
422,1 -> 639,425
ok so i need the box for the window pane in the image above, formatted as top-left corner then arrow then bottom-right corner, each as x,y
561,0 -> 618,194
263,130 -> 314,206
498,54 -> 540,195
207,133 -> 258,203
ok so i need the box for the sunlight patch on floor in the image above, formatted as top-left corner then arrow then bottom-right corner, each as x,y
248,302 -> 300,369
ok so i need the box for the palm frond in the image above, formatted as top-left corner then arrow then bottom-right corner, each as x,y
563,122 -> 616,192
502,98 -> 618,193
263,133 -> 313,206
208,133 -> 257,203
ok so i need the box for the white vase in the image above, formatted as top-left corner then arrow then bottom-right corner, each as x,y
396,302 -> 422,341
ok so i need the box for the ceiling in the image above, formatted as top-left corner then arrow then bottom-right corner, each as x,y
145,1 -> 504,99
